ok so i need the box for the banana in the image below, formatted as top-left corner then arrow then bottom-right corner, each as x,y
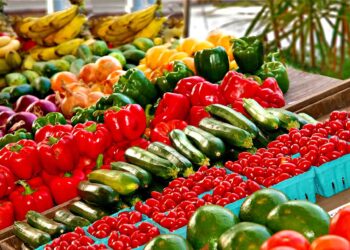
53,14 -> 87,44
32,46 -> 59,61
55,38 -> 84,56
0,40 -> 21,58
135,17 -> 167,39
17,18 -> 38,37
0,36 -> 12,47
42,33 -> 56,46
5,50 -> 22,69
0,58 -> 11,75
82,38 -> 96,47
96,18 -> 116,38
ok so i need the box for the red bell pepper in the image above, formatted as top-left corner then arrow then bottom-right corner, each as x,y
219,71 -> 260,103
76,156 -> 96,173
190,81 -> 227,106
46,169 -> 86,205
0,139 -> 41,180
174,76 -> 206,98
151,93 -> 190,127
72,121 -> 112,159
188,106 -> 211,127
0,165 -> 15,199
104,104 -> 146,142
150,120 -> 188,145
83,154 -> 111,175
104,141 -> 130,164
35,124 -> 73,143
231,99 -> 251,118
9,179 -> 54,220
130,138 -> 150,149
38,134 -> 78,175
0,200 -> 14,230
329,204 -> 350,242
257,77 -> 285,107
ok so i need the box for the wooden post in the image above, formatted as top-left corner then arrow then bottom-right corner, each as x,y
183,0 -> 190,37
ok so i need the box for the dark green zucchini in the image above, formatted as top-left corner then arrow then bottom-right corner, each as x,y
125,147 -> 180,179
147,142 -> 194,177
199,118 -> 253,148
267,108 -> 300,130
53,209 -> 91,231
206,104 -> 259,137
26,211 -> 66,238
13,221 -> 51,248
69,201 -> 109,223
183,125 -> 226,160
254,129 -> 270,148
297,113 -> 318,125
78,181 -> 118,206
110,162 -> 152,188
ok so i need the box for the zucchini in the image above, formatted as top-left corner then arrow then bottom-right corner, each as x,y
184,125 -> 226,160
254,129 -> 270,148
78,181 -> 118,206
262,127 -> 288,141
206,104 -> 259,137
199,118 -> 253,148
53,209 -> 90,231
125,146 -> 179,179
26,211 -> 66,238
147,142 -> 194,177
13,221 -> 51,248
267,108 -> 300,130
69,201 -> 109,223
297,113 -> 318,125
110,162 -> 152,188
88,169 -> 140,195
243,98 -> 279,130
169,129 -> 210,166
123,194 -> 143,207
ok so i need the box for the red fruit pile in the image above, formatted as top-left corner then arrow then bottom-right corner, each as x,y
44,227 -> 107,250
107,221 -> 160,250
87,211 -> 142,239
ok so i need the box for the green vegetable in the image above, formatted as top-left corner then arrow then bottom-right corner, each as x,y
26,210 -> 66,238
88,169 -> 140,195
71,106 -> 97,125
125,146 -> 179,179
233,36 -> 264,73
95,93 -> 135,111
194,46 -> 229,83
53,209 -> 90,231
78,181 -> 118,206
267,108 -> 300,130
32,112 -> 67,133
296,113 -> 318,125
124,63 -> 136,70
13,221 -> 51,248
123,49 -> 146,65
199,118 -> 253,148
0,129 -> 33,149
10,84 -> 33,102
256,61 -> 290,93
111,162 -> 152,188
69,201 -> 109,223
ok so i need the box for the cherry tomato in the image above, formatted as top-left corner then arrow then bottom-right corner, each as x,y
246,180 -> 261,193
329,205 -> 350,241
119,224 -> 137,236
275,173 -> 291,183
129,211 -> 142,224
260,230 -> 310,250
310,235 -> 350,250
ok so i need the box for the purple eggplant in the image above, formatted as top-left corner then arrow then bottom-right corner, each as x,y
14,95 -> 39,112
0,110 -> 15,127
6,112 -> 37,133
26,100 -> 59,117
0,106 -> 13,113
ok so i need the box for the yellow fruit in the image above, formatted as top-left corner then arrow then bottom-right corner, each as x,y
178,37 -> 199,55
0,36 -> 12,47
0,40 -> 21,58
192,40 -> 215,54
5,50 -> 22,69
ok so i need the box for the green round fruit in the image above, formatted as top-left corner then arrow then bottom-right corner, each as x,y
239,188 -> 289,225
218,222 -> 271,250
266,200 -> 330,242
123,49 -> 146,65
109,51 -> 126,66
90,40 -> 109,56
51,59 -> 70,71
187,205 -> 239,250
133,37 -> 154,52
10,84 -> 33,102
144,234 -> 193,250
117,44 -> 137,52
22,70 -> 40,85
32,76 -> 52,98
62,55 -> 77,64
43,63 -> 59,78
5,73 -> 27,86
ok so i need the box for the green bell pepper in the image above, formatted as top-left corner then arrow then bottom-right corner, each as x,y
32,112 -> 67,133
155,60 -> 194,93
233,36 -> 264,73
256,61 -> 290,93
194,46 -> 229,83
0,129 -> 33,149
113,68 -> 158,107
71,107 -> 97,126
95,93 -> 135,111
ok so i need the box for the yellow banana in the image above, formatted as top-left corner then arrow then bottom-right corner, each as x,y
53,14 -> 87,44
42,33 -> 56,46
0,40 -> 21,58
96,18 -> 116,38
135,17 -> 167,39
50,5 -> 79,29
5,50 -> 22,69
0,58 -> 11,75
55,38 -> 84,56
0,36 -> 12,47
22,55 -> 36,70
35,46 -> 59,61
17,18 -> 38,37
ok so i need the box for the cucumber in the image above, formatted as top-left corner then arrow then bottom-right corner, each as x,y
13,221 -> 51,248
147,142 -> 194,177
53,209 -> 90,231
267,108 -> 300,130
243,98 -> 280,130
169,129 -> 210,166
88,169 -> 140,195
199,118 -> 254,149
110,162 -> 152,188
125,146 -> 180,179
69,201 -> 109,223
26,211 -> 66,238
297,113 -> 318,125
206,104 -> 259,138
184,125 -> 226,160
78,181 -> 118,206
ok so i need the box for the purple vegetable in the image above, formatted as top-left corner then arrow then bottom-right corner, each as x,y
26,100 -> 59,117
44,94 -> 57,104
0,106 -> 13,113
14,95 -> 39,112
6,112 -> 37,133
0,110 -> 15,127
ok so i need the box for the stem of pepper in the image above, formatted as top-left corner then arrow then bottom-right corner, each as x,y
64,172 -> 72,177
16,180 -> 35,195
48,136 -> 59,145
95,154 -> 104,169
9,144 -> 23,152
84,123 -> 97,133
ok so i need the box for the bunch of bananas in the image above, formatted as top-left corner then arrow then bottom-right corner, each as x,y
14,4 -> 87,47
91,4 -> 166,46
0,36 -> 22,75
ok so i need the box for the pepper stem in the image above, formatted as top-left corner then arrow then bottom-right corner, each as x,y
64,172 -> 72,178
10,144 -> 23,152
48,136 -> 59,145
145,104 -> 153,127
16,180 -> 35,195
85,123 -> 97,133
95,154 -> 104,169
